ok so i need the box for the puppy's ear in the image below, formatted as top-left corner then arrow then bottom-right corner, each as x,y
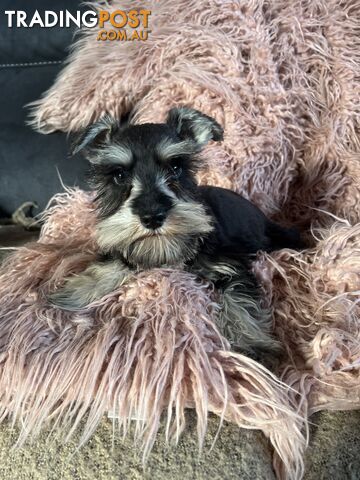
166,107 -> 224,148
70,115 -> 118,160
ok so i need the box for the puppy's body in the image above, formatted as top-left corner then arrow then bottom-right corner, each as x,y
48,107 -> 304,356
198,185 -> 304,257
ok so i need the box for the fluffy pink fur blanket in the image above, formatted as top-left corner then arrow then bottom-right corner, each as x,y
1,1 -> 359,479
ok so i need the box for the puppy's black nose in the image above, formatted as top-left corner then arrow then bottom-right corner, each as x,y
141,212 -> 166,230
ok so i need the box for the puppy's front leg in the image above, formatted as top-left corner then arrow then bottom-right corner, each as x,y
47,259 -> 131,311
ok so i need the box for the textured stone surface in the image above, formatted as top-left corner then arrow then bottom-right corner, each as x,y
0,412 -> 357,479
304,410 -> 360,480
0,416 -> 275,480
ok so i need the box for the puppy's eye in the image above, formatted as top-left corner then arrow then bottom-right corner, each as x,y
170,164 -> 182,179
113,168 -> 125,185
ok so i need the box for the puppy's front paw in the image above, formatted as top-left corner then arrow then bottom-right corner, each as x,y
47,276 -> 95,311
47,260 -> 131,311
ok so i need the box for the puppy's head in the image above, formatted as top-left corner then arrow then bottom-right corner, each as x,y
72,107 -> 223,268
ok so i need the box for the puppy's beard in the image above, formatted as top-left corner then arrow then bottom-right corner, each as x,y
96,200 -> 213,269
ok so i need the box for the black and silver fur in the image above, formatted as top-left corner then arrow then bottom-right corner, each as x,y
48,107 -> 304,356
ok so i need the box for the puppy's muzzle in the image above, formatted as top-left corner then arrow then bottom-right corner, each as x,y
132,189 -> 174,231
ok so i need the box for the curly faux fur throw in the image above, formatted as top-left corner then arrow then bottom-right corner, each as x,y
1,1 -> 359,479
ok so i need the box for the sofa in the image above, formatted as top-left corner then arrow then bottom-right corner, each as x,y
0,0 -> 88,218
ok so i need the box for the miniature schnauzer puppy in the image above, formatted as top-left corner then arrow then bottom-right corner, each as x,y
48,107 -> 304,355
